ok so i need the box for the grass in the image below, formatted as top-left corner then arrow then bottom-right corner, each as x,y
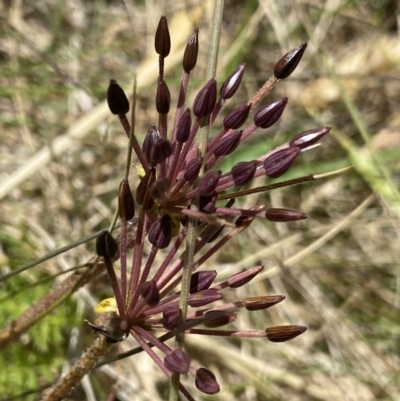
1,0 -> 400,400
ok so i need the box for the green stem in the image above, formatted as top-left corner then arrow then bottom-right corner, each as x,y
168,2 -> 224,400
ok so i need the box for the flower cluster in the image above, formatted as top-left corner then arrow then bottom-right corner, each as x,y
94,15 -> 330,399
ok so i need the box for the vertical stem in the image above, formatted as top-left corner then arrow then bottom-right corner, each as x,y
168,1 -> 224,400
206,0 -> 224,81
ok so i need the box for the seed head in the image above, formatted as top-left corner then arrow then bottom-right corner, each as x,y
274,43 -> 307,79
193,79 -> 217,118
220,64 -> 245,100
183,28 -> 199,73
154,16 -> 171,58
107,80 -> 129,115
263,147 -> 301,178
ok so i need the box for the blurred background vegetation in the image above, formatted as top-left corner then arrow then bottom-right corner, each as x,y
0,0 -> 399,400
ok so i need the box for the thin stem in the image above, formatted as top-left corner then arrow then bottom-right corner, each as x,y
0,230 -> 103,281
168,3 -> 224,399
125,77 -> 137,179
119,220 -> 128,307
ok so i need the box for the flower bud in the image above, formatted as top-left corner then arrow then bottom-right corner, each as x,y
155,16 -> 171,58
213,131 -> 242,157
187,289 -> 223,307
227,265 -> 264,288
223,103 -> 251,130
156,77 -> 171,114
198,170 -> 221,196
231,161 -> 257,186
176,108 -> 192,143
265,208 -> 307,222
235,214 -> 254,228
220,64 -> 245,100
163,305 -> 182,330
118,179 -> 135,221
193,79 -> 217,118
274,43 -> 307,79
263,147 -> 300,178
265,325 -> 307,342
289,126 -> 331,149
142,125 -> 160,163
203,224 -> 224,243
184,156 -> 203,182
190,270 -> 217,294
164,349 -> 190,374
253,98 -> 288,128
183,28 -> 199,73
195,368 -> 220,394
107,80 -> 129,115
96,231 -> 119,259
199,194 -> 217,214
204,311 -> 236,328
244,295 -> 285,311
140,279 -> 160,307
151,138 -> 172,165
148,214 -> 173,249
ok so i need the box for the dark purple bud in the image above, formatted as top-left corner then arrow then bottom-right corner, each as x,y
190,271 -> 217,294
235,214 -> 254,228
195,368 -> 220,394
184,157 -> 203,182
151,138 -> 172,165
118,179 -> 135,221
223,103 -> 251,130
164,349 -> 190,374
265,208 -> 307,222
176,108 -> 192,143
244,295 -> 285,311
107,80 -> 129,115
253,97 -> 288,129
213,131 -> 242,157
198,170 -> 221,196
96,231 -> 119,259
140,279 -> 160,307
148,214 -> 173,249
183,28 -> 199,73
274,43 -> 307,79
187,289 -> 223,307
163,305 -> 182,330
266,325 -> 307,342
193,79 -> 217,118
227,265 -> 264,288
203,224 -> 224,243
231,161 -> 257,186
136,168 -> 155,206
220,64 -> 246,100
199,194 -> 217,214
155,16 -> 171,58
204,311 -> 236,328
142,125 -> 160,163
263,147 -> 301,178
289,126 -> 331,149
156,77 -> 171,114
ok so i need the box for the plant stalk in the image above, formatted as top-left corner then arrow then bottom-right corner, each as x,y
168,1 -> 224,400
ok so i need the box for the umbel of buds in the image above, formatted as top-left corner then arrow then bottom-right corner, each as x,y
101,14 -> 330,399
